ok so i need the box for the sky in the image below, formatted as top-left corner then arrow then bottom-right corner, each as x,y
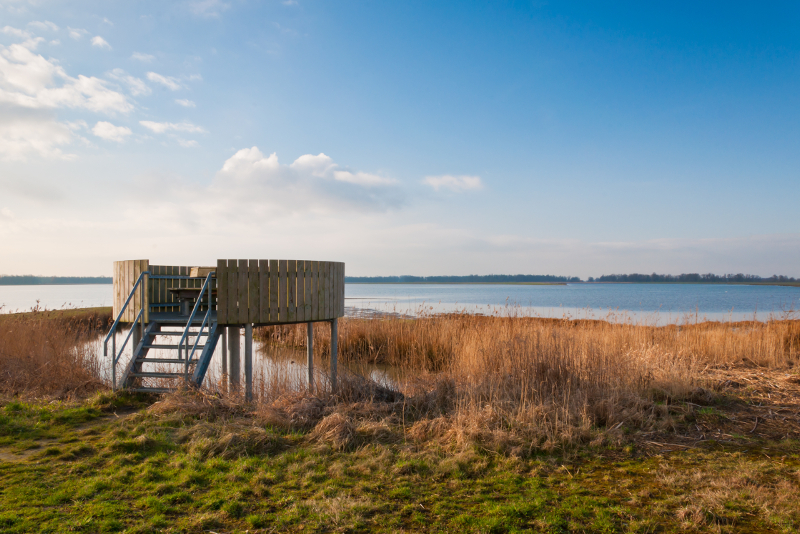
1,0 -> 798,278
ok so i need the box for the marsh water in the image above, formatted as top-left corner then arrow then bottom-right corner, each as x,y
3,281 -> 798,390
2,282 -> 798,322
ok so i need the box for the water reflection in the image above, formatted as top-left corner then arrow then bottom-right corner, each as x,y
95,329 -> 399,393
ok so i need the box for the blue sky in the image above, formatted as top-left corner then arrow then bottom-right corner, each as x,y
1,1 -> 798,277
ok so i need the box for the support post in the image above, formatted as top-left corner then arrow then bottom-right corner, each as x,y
228,326 -> 240,393
306,322 -> 314,392
221,328 -> 228,393
244,323 -> 253,402
330,318 -> 338,393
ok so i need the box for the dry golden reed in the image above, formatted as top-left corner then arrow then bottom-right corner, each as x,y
0,307 -> 110,398
256,314 -> 800,450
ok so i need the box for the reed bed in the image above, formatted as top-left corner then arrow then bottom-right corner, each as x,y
0,307 -> 110,398
254,314 -> 800,451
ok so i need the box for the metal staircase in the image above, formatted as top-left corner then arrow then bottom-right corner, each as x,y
104,271 -> 220,393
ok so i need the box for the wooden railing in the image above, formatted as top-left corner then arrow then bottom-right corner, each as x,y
113,259 -> 345,325
216,259 -> 345,325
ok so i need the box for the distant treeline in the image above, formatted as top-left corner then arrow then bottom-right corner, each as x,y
588,273 -> 797,283
0,276 -> 112,285
345,274 -> 581,283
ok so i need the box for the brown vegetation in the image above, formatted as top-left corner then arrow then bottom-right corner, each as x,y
255,315 -> 800,452
0,307 -> 111,398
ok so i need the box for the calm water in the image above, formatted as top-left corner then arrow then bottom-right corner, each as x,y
345,283 -> 800,324
2,283 -> 799,323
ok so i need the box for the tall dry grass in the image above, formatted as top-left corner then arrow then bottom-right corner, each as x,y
0,307 -> 110,398
255,315 -> 800,450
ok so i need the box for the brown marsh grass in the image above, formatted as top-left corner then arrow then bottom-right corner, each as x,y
0,306 -> 110,398
255,314 -> 800,451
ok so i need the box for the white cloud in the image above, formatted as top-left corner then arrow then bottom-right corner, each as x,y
131,52 -> 154,62
333,170 -> 395,186
2,25 -> 30,39
108,68 -> 151,96
176,138 -> 198,148
67,27 -> 87,40
0,111 -> 76,161
423,174 -> 483,192
189,0 -> 230,18
91,36 -> 111,49
175,98 -> 195,107
139,120 -> 206,134
146,71 -> 181,91
0,41 -> 133,114
208,147 -> 403,214
102,18 -> 113,26
92,121 -> 131,142
28,21 -> 58,32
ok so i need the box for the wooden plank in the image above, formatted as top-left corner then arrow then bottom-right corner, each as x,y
269,259 -> 279,322
319,262 -> 327,319
304,261 -> 312,321
279,260 -> 288,322
238,259 -> 248,325
332,262 -> 338,318
296,260 -> 305,322
328,262 -> 336,319
126,260 -> 134,322
327,262 -> 334,319
287,259 -> 297,322
249,259 -> 259,323
227,260 -> 239,324
141,259 -> 150,323
338,262 -> 344,317
259,260 -> 269,324
112,261 -> 118,318
333,262 -> 339,318
217,259 -> 228,324
311,261 -> 319,321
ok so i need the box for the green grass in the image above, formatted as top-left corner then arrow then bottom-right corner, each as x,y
1,396 -> 798,533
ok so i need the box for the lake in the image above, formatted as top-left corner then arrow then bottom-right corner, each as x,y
1,283 -> 799,324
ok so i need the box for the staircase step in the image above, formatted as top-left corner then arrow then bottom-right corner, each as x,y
129,371 -> 189,378
153,331 -> 209,336
138,358 -> 198,364
143,344 -> 206,350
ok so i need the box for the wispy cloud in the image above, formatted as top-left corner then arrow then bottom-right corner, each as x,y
92,121 -> 131,142
91,36 -> 111,49
131,52 -> 154,62
67,27 -> 87,40
139,120 -> 206,134
146,71 -> 181,91
0,39 -> 133,114
0,112 -> 76,161
175,98 -> 195,107
189,0 -> 230,18
423,174 -> 483,192
1,25 -> 30,39
28,21 -> 58,32
176,138 -> 198,148
108,69 -> 151,96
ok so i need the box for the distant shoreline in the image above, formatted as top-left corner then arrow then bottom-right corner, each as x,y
0,276 -> 111,286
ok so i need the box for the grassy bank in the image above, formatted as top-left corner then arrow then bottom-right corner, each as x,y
1,388 -> 799,533
1,310 -> 799,531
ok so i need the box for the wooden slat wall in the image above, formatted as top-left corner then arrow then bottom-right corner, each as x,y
112,259 -> 149,323
215,259 -> 344,325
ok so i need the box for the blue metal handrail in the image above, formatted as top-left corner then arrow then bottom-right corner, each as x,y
177,271 -> 215,379
104,271 -> 148,391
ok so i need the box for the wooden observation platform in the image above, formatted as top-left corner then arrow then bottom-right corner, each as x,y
105,259 -> 345,398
